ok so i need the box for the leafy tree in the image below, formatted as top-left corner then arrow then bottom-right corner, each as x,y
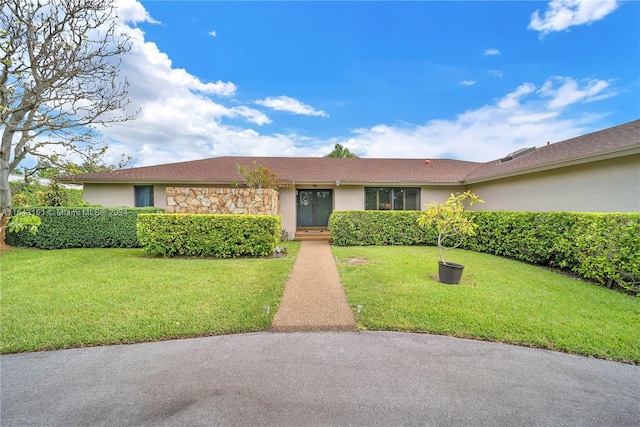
325,143 -> 358,158
417,191 -> 484,265
0,0 -> 138,227
38,180 -> 67,207
31,152 -> 132,180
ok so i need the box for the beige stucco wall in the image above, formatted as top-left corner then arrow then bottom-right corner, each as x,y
335,185 -> 364,210
421,186 -> 466,209
83,184 -> 135,207
279,187 -> 296,239
468,155 -> 640,212
154,186 -> 168,208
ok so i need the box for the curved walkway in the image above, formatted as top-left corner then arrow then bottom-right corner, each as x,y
2,332 -> 639,426
270,241 -> 356,331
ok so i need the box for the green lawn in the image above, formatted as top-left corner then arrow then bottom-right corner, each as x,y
3,243 -> 639,364
332,245 -> 640,364
1,243 -> 300,353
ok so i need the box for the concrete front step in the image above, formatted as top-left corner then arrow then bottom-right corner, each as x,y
293,228 -> 332,242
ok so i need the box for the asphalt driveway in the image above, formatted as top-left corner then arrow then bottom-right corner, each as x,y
2,331 -> 639,427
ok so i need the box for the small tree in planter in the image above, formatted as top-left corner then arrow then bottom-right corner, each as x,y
417,191 -> 484,284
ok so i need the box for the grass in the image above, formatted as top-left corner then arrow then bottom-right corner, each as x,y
2,243 -> 639,364
332,245 -> 640,364
0,243 -> 300,353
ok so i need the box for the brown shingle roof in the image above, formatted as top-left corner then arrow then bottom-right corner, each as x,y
60,119 -> 639,185
62,157 -> 478,185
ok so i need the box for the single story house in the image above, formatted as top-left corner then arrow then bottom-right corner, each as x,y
60,119 -> 640,240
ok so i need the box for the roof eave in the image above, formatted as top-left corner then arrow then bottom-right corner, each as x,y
62,177 -> 468,186
59,177 -> 237,185
292,180 -> 465,186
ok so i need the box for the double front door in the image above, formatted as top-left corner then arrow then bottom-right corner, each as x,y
297,189 -> 332,227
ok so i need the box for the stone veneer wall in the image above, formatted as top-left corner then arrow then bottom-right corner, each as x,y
166,187 -> 280,215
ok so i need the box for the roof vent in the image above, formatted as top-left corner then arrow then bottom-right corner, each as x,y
500,147 -> 536,162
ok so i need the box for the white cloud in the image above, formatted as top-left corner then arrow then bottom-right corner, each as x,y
115,0 -> 160,24
459,81 -> 476,86
255,96 -> 329,117
331,77 -> 613,162
122,27 -> 236,97
529,0 -> 619,36
484,48 -> 500,56
230,106 -> 272,125
209,30 -> 217,37
488,70 -> 503,78
538,76 -> 615,109
497,83 -> 536,109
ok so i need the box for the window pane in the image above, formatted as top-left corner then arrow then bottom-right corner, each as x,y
404,188 -> 419,210
365,187 -> 391,210
365,188 -> 378,210
365,187 -> 420,210
378,188 -> 391,210
393,189 -> 404,210
135,186 -> 154,207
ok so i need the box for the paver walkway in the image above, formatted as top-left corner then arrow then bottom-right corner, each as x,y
270,240 -> 356,331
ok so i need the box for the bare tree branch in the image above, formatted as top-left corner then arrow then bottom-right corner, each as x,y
0,0 -> 139,220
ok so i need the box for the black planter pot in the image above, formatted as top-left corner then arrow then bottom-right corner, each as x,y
438,261 -> 465,284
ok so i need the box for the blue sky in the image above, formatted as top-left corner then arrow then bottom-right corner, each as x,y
100,0 -> 639,166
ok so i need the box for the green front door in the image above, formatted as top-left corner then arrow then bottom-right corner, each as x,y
297,189 -> 333,227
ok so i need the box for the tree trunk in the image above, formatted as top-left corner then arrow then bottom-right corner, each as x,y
1,119 -> 16,216
0,210 -> 11,252
437,233 -> 446,264
0,144 -> 13,250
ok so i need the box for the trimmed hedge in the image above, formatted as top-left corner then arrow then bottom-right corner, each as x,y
330,210 -> 435,246
464,212 -> 640,294
137,214 -> 281,258
329,210 -> 640,294
5,207 -> 164,249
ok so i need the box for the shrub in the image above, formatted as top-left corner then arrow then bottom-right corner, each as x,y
462,212 -> 640,294
4,212 -> 41,235
329,210 -> 436,246
137,214 -> 281,258
568,214 -> 640,293
463,211 -> 577,264
10,181 -> 84,207
6,207 -> 163,249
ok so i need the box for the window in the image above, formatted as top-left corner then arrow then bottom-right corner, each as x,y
134,186 -> 154,207
365,187 -> 420,210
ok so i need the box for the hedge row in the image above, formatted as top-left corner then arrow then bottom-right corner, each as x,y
6,207 -> 164,249
137,214 -> 281,258
329,210 -> 640,294
330,211 -> 435,246
464,212 -> 640,293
